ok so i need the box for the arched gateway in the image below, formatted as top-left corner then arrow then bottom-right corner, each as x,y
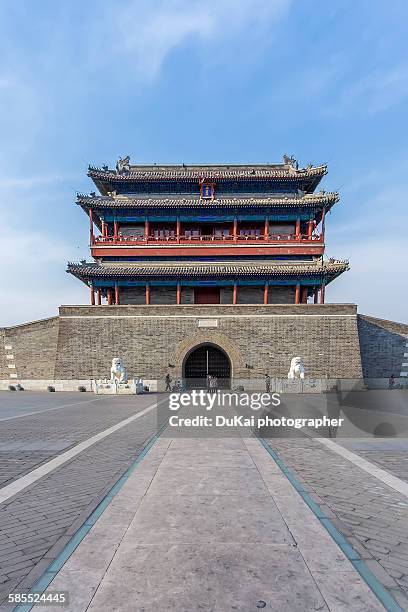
183,344 -> 231,389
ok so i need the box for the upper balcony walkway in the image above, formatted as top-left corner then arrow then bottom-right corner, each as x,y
92,233 -> 323,246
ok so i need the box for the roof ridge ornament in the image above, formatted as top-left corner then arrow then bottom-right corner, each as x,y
116,156 -> 131,174
283,154 -> 298,171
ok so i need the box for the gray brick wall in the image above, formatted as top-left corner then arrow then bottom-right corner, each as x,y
237,286 -> 264,304
180,287 -> 194,304
1,318 -> 59,380
120,287 -> 145,305
150,287 -> 176,305
357,315 -> 408,378
1,304 -> 369,383
0,329 -> 7,379
220,287 -> 233,304
268,287 -> 295,304
119,287 -> 295,305
52,304 -> 363,380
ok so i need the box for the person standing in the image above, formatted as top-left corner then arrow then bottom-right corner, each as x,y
389,374 -> 395,389
165,373 -> 172,392
265,373 -> 271,393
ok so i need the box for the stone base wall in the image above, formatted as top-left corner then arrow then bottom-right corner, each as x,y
357,315 -> 408,379
1,317 -> 59,381
0,377 -> 365,393
0,379 -> 94,392
1,304 -> 364,385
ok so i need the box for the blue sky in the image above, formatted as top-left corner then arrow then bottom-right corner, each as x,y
1,0 -> 407,326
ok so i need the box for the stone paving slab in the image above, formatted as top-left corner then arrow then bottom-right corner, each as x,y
34,434 -> 384,612
0,442 -> 70,451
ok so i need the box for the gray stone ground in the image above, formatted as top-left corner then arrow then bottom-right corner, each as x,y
263,434 -> 408,608
0,391 -> 408,609
0,393 -> 164,608
256,391 -> 408,608
33,434 -> 384,611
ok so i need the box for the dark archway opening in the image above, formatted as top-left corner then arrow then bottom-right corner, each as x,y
183,344 -> 231,389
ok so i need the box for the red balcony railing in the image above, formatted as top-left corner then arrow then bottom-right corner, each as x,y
93,233 -> 323,245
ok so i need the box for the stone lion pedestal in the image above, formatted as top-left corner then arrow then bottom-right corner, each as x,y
93,358 -> 144,395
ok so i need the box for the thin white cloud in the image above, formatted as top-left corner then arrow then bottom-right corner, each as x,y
0,223 -> 88,326
89,0 -> 291,78
336,63 -> 408,115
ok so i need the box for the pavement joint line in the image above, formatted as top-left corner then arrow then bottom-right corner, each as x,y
0,398 -> 103,422
257,435 -> 403,612
313,436 -> 408,499
12,420 -> 167,612
0,399 -> 160,506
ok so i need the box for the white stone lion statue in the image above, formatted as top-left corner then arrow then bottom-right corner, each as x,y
110,357 -> 127,383
288,357 -> 305,380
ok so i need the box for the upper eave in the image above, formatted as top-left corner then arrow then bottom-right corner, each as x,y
88,163 -> 327,180
77,192 -> 339,211
88,163 -> 327,194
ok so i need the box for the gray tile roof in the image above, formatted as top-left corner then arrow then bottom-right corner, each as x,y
67,259 -> 348,279
77,192 -> 338,209
87,163 -> 327,181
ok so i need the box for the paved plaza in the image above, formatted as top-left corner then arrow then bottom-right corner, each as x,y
0,391 -> 407,610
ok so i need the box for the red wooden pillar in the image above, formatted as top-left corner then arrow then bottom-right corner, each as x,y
115,283 -> 120,305
90,285 -> 95,305
176,217 -> 181,242
101,220 -> 106,238
295,217 -> 301,241
264,217 -> 269,241
97,288 -> 102,305
233,281 -> 238,305
107,288 -> 113,305
114,221 -> 118,242
176,282 -> 181,305
233,218 -> 238,241
307,220 -> 313,239
301,287 -> 308,304
145,219 -> 150,240
295,284 -> 301,304
263,282 -> 269,305
313,287 -> 318,304
321,207 -> 326,242
320,284 -> 325,304
145,282 -> 150,305
89,209 -> 94,244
